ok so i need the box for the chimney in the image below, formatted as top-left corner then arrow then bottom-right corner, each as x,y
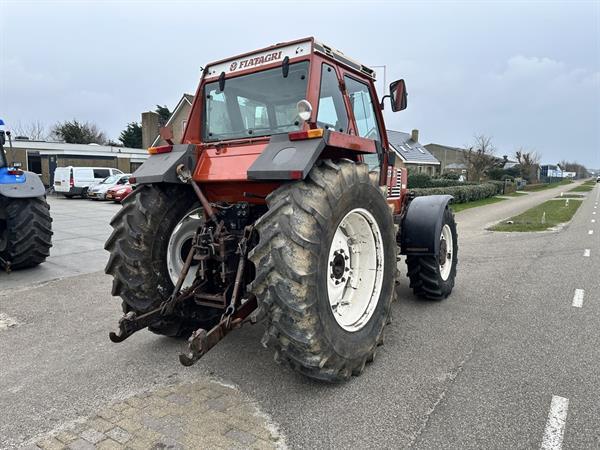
141,111 -> 160,149
411,129 -> 419,142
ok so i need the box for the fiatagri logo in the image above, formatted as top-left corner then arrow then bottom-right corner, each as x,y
229,51 -> 283,72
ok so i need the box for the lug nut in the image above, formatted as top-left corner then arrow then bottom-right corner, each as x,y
345,267 -> 349,272
330,274 -> 334,279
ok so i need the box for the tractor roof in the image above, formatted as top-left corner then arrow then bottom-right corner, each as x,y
204,37 -> 376,80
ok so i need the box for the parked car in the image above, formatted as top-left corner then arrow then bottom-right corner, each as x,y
87,174 -> 131,200
54,167 -> 123,198
106,182 -> 134,202
596,176 -> 600,183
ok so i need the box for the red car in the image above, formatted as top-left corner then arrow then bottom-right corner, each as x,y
105,183 -> 134,202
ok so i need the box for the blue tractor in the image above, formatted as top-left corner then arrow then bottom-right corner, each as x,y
0,119 -> 52,272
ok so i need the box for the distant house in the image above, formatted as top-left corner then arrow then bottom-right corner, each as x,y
424,143 -> 467,175
141,94 -> 194,149
387,129 -> 440,176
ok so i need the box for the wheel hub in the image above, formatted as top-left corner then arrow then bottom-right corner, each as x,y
167,207 -> 204,288
439,224 -> 453,281
327,208 -> 385,333
330,250 -> 347,281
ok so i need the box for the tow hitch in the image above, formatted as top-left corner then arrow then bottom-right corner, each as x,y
109,167 -> 257,366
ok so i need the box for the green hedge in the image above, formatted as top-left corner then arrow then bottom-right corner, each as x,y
410,182 -> 500,204
408,173 -> 474,189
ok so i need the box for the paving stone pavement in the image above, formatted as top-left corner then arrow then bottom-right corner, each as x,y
26,380 -> 284,450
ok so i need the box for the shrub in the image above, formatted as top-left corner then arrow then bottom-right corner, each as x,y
410,182 -> 499,204
408,173 -> 475,189
440,172 -> 460,180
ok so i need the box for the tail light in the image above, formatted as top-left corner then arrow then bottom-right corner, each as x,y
7,169 -> 23,175
148,145 -> 173,154
288,128 -> 324,141
70,171 -> 74,187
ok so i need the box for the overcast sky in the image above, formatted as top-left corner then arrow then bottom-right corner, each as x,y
1,0 -> 599,167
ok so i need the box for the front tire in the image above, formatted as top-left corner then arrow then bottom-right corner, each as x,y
0,197 -> 52,269
104,184 -> 220,337
248,160 -> 396,382
406,208 -> 458,300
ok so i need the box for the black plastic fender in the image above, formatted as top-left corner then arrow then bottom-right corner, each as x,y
400,195 -> 453,256
247,133 -> 327,180
0,171 -> 46,198
133,144 -> 197,185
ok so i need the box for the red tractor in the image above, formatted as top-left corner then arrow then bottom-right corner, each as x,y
106,38 -> 458,382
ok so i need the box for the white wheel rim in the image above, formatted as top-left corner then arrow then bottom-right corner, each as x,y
167,208 -> 203,288
327,208 -> 385,333
439,224 -> 453,281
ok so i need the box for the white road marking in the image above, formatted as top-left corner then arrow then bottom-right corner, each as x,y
572,289 -> 585,308
541,395 -> 569,449
594,212 -> 597,215
589,230 -> 594,235
592,219 -> 596,223
583,249 -> 591,257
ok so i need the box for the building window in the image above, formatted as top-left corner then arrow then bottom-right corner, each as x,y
181,119 -> 188,134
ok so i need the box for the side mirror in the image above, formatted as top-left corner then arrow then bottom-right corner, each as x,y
389,79 -> 408,112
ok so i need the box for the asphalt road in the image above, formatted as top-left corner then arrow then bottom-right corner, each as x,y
1,183 -> 598,449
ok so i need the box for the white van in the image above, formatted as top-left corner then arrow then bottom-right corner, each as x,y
53,166 -> 123,198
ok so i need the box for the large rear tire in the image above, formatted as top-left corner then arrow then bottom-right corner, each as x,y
406,208 -> 458,300
248,160 -> 396,382
0,197 -> 52,269
104,184 -> 220,337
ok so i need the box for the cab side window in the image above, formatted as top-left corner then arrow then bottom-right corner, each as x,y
317,64 -> 348,132
344,76 -> 381,142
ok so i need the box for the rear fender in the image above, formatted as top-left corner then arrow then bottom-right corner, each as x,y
133,144 -> 197,185
247,130 -> 376,180
0,170 -> 46,198
400,195 -> 453,256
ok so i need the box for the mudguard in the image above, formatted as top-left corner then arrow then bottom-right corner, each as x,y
247,133 -> 327,180
400,195 -> 453,256
133,144 -> 196,184
0,170 -> 46,198
247,130 -> 376,180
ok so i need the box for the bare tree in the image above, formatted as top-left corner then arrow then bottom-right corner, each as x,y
515,148 -> 541,182
464,134 -> 498,181
12,120 -> 48,140
558,160 -> 589,179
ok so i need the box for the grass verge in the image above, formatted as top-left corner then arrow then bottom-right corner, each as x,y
524,179 -> 572,192
490,199 -> 582,232
451,196 -> 507,212
570,185 -> 594,192
505,192 -> 528,197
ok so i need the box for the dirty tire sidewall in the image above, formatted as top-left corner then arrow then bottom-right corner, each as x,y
0,197 -> 52,269
104,184 -> 211,336
315,182 -> 395,360
249,160 -> 396,382
406,207 -> 458,300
